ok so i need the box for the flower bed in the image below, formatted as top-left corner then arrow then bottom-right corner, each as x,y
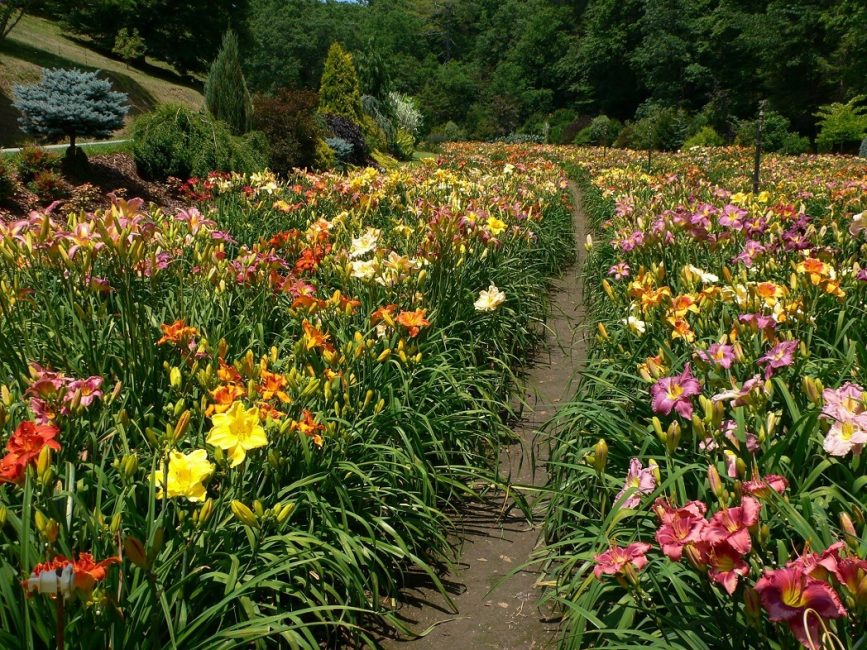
544,146 -> 867,649
0,151 -> 574,648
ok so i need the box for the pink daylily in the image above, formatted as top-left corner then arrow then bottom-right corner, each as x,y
651,364 -> 702,419
704,497 -> 761,554
742,474 -> 789,497
756,339 -> 799,378
654,499 -> 707,561
594,542 -> 652,580
614,458 -> 657,509
707,541 -> 749,595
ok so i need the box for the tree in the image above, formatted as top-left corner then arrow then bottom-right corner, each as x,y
204,30 -> 253,135
13,68 -> 129,157
0,0 -> 31,41
112,27 -> 146,68
319,42 -> 363,122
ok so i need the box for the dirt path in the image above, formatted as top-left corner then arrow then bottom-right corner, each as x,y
378,183 -> 587,650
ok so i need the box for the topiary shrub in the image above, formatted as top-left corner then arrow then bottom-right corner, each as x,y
322,114 -> 367,166
131,105 -> 266,180
314,138 -> 336,170
319,42 -> 363,123
15,143 -> 60,183
253,89 -> 320,175
815,96 -> 867,154
204,31 -> 253,135
325,137 -> 353,168
586,115 -> 623,147
682,126 -> 724,149
393,128 -> 415,161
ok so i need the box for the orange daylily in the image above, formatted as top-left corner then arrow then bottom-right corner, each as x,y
157,320 -> 199,346
396,309 -> 430,338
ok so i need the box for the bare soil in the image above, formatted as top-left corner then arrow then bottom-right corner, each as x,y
377,182 -> 588,649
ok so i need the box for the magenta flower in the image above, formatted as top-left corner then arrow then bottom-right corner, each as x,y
653,499 -> 707,561
593,542 -> 652,580
696,343 -> 735,369
755,566 -> 846,648
703,496 -> 761,554
742,474 -> 789,498
614,458 -> 657,509
757,339 -> 799,378
651,364 -> 702,419
707,540 -> 749,595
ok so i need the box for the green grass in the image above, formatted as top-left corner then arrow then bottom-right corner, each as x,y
0,14 -> 203,147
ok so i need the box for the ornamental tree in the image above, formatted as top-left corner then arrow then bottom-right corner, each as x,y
12,68 -> 129,156
318,42 -> 362,123
204,30 -> 253,135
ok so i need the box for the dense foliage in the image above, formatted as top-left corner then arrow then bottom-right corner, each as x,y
252,89 -> 321,175
30,0 -> 866,143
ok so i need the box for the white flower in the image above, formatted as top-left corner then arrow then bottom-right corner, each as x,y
850,212 -> 865,237
350,259 -> 377,280
349,228 -> 380,259
623,315 -> 646,335
24,563 -> 75,600
474,284 -> 506,312
686,264 -> 719,284
584,234 -> 593,251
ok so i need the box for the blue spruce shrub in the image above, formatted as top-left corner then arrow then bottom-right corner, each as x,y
860,136 -> 867,158
13,68 -> 128,161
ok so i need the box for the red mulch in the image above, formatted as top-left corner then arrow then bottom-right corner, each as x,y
0,153 -> 186,219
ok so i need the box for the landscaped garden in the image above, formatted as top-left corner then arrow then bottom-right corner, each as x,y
2,1 -> 867,649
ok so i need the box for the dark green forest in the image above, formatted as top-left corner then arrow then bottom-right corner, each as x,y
29,0 -> 867,142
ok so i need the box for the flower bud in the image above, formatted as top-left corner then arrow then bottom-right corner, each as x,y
840,512 -> 858,547
124,535 -> 150,569
802,376 -> 823,405
36,446 -> 52,480
593,439 -> 608,474
231,500 -> 258,528
196,499 -> 214,528
276,502 -> 295,524
744,587 -> 761,626
666,421 -> 681,454
584,234 -> 593,251
708,464 -> 723,497
122,453 -> 139,479
0,505 -> 6,527
170,367 -> 182,389
150,527 -> 165,558
110,512 -> 122,533
649,459 -> 661,482
597,323 -> 609,341
173,410 -> 191,442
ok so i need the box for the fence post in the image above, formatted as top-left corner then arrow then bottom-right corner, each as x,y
752,101 -> 765,194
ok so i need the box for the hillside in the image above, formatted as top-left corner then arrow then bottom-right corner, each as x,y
0,14 -> 203,147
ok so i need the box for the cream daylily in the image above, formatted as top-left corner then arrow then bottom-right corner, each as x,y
474,284 -> 506,312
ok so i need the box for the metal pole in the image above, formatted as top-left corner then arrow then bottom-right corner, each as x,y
752,101 -> 765,194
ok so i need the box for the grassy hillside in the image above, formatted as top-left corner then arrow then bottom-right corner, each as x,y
0,15 -> 203,147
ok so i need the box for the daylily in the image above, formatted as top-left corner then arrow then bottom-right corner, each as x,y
349,228 -> 380,258
650,364 -> 702,419
696,343 -> 735,369
756,339 -> 799,378
207,401 -> 268,467
742,474 -> 788,497
614,458 -> 657,509
150,449 -> 214,501
23,553 -> 120,600
704,496 -> 761,554
474,284 -> 506,312
396,309 -> 430,337
157,320 -> 199,346
653,499 -> 706,561
755,566 -> 846,648
0,421 -> 61,485
707,540 -> 749,595
594,542 -> 651,580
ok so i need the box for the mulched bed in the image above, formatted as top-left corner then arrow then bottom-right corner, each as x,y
0,153 -> 185,219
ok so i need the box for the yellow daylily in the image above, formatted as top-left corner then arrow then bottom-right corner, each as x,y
150,449 -> 213,501
207,401 -> 268,467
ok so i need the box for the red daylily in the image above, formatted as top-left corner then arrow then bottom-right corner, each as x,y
755,566 -> 846,648
0,421 -> 61,485
706,541 -> 749,595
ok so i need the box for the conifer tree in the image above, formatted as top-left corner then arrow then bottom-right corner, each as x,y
204,30 -> 253,135
13,68 -> 128,157
318,42 -> 362,123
